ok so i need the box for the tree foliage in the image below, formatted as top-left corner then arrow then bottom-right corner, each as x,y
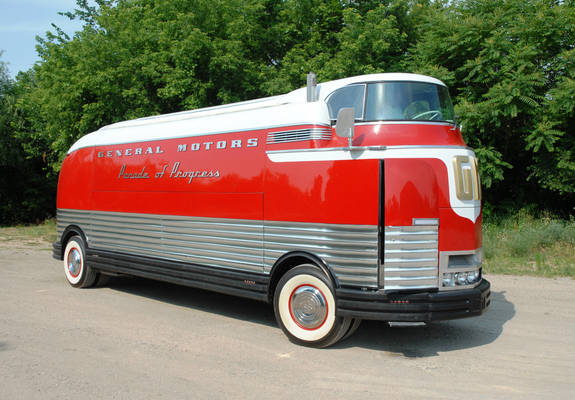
5,0 -> 575,224
0,54 -> 57,225
409,0 -> 575,212
24,0 -> 420,167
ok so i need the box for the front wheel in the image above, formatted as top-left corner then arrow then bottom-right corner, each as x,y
274,264 -> 351,348
63,236 -> 97,288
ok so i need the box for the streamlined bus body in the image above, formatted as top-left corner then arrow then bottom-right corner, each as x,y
53,73 -> 490,347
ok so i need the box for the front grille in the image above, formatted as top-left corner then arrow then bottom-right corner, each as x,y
383,225 -> 439,290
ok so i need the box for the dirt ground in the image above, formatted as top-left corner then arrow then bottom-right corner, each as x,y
1,245 -> 574,399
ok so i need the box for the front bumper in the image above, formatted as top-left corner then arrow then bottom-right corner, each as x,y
336,279 -> 490,322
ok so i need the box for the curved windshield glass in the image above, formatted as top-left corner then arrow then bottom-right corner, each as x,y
364,82 -> 456,122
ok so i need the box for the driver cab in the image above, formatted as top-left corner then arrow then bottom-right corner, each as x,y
326,81 -> 456,123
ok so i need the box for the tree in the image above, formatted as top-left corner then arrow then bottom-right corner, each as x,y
264,0 -> 423,93
0,54 -> 57,225
25,0 -> 420,171
409,0 -> 575,214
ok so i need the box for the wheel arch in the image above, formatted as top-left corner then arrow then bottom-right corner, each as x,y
267,251 -> 339,303
57,225 -> 88,261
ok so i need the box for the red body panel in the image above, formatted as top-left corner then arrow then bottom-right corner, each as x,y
438,208 -> 483,251
57,147 -> 94,210
58,122 -> 480,253
264,158 -> 380,225
384,159 -> 441,226
59,130 -> 267,219
332,123 -> 467,148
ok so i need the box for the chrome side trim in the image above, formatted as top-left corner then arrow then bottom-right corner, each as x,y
57,209 -> 265,273
266,145 -> 473,155
384,226 -> 439,290
57,209 -> 380,287
56,209 -> 92,240
354,121 -> 454,127
264,220 -> 379,288
267,127 -> 332,144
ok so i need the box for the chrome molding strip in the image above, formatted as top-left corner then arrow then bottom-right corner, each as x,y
57,209 -> 265,273
384,226 -> 439,290
354,121 -> 454,127
56,210 -> 91,240
57,209 -> 380,287
264,220 -> 379,288
267,127 -> 332,144
266,144 -> 472,155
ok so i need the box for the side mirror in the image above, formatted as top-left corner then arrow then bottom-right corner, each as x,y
335,108 -> 355,148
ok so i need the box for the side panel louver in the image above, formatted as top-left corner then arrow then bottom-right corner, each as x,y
267,127 -> 332,144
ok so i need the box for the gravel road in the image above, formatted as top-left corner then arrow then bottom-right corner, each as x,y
1,246 -> 574,399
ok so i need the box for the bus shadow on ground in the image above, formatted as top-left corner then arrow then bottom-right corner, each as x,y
104,276 -> 513,356
335,290 -> 513,356
105,275 -> 277,327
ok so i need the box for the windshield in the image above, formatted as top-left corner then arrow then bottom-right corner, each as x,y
364,82 -> 456,122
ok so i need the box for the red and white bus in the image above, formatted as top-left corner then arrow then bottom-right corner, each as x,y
53,73 -> 491,348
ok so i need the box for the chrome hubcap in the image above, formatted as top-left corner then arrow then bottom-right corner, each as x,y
290,285 -> 327,329
68,249 -> 81,277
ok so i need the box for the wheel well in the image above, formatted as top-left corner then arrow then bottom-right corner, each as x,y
267,252 -> 338,303
58,226 -> 86,260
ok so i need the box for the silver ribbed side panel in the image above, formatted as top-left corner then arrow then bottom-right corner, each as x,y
264,221 -> 379,288
56,209 -> 92,241
384,226 -> 439,290
57,209 -> 264,273
57,209 -> 380,287
267,127 -> 332,144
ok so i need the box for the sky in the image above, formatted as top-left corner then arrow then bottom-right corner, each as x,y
0,0 -> 86,78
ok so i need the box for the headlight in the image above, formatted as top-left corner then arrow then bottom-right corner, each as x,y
474,269 -> 481,280
443,268 -> 481,287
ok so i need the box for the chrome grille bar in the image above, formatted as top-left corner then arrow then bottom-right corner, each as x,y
384,226 -> 439,290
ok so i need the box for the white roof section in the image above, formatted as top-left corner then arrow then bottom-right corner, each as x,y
282,73 -> 446,103
67,73 -> 446,154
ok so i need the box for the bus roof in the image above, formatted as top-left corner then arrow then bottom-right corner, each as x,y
68,73 -> 445,153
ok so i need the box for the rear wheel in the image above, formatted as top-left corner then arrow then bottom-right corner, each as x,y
63,236 -> 96,288
274,264 -> 351,348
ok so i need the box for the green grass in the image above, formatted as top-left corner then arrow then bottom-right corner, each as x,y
483,212 -> 575,278
0,219 -> 57,248
1,215 -> 574,278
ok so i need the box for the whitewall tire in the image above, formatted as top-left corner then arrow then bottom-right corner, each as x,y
63,236 -> 97,288
274,264 -> 351,348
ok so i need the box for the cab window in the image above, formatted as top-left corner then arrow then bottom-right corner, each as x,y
326,85 -> 366,121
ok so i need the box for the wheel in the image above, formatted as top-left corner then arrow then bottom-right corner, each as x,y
63,236 -> 97,288
92,273 -> 111,287
274,264 -> 351,348
341,318 -> 362,341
